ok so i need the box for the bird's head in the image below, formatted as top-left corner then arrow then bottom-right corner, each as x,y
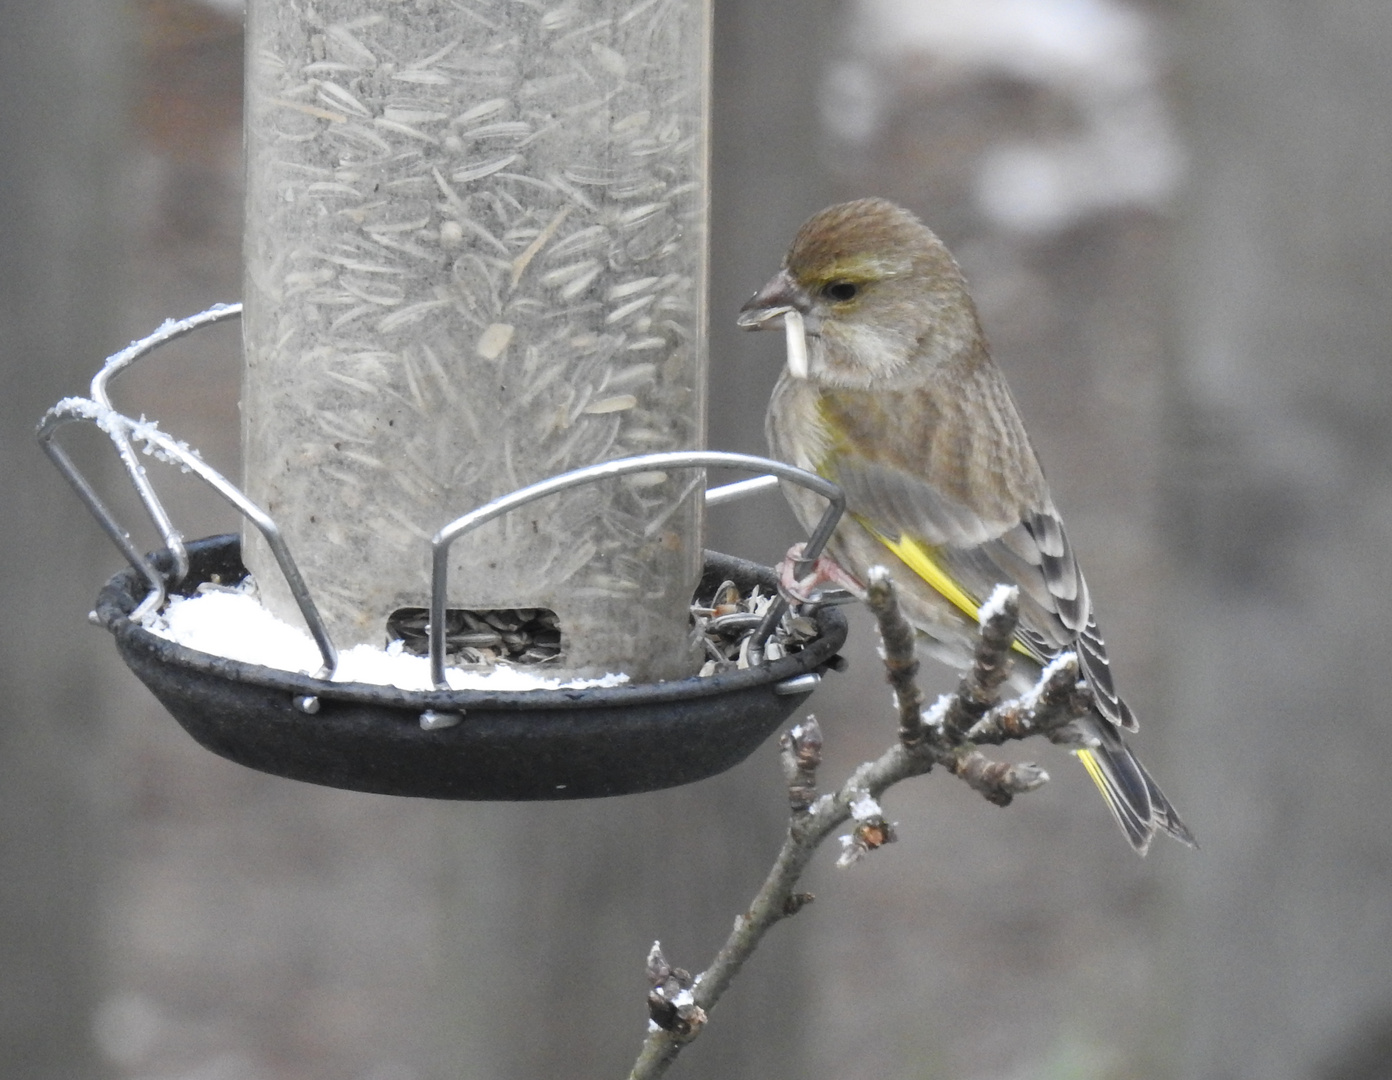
737,198 -> 981,389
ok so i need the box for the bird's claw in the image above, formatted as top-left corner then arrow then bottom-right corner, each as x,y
776,544 -> 865,606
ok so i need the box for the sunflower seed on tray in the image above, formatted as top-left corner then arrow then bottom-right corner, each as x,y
690,580 -> 820,676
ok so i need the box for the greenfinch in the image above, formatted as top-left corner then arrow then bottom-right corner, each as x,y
738,198 -> 1193,854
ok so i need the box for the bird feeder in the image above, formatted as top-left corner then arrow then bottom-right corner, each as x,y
242,0 -> 717,682
36,0 -> 849,799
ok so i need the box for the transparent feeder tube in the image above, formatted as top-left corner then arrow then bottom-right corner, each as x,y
242,0 -> 711,681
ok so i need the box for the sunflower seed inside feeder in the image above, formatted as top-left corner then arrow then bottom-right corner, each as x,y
241,0 -> 711,683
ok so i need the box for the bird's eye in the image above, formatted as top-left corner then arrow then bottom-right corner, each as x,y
823,280 -> 859,302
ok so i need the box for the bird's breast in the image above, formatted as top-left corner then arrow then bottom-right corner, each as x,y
766,371 -> 835,476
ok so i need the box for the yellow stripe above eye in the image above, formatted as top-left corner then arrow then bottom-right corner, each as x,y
862,521 -> 1033,658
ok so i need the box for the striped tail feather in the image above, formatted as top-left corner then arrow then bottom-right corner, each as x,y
1075,720 -> 1196,854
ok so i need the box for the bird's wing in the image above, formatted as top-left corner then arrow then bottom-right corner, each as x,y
835,454 -> 1077,641
818,384 -> 1137,732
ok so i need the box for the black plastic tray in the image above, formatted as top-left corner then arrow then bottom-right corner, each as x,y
96,535 -> 847,800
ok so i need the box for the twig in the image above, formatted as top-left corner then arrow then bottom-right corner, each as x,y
779,717 -> 823,813
626,571 -> 1092,1080
937,582 -> 1019,740
968,652 -> 1093,745
865,566 -> 925,745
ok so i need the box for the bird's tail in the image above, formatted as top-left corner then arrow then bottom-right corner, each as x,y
1074,719 -> 1196,855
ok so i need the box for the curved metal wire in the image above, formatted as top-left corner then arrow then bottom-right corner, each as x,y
703,474 -> 780,506
428,451 -> 845,689
38,305 -> 849,694
89,303 -> 243,585
37,408 -> 171,621
37,402 -> 339,678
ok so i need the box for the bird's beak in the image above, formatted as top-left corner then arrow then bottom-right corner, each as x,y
736,268 -> 810,331
737,268 -> 814,380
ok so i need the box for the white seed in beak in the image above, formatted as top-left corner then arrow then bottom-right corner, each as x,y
783,308 -> 809,380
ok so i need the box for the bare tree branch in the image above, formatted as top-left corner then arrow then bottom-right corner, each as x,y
864,566 -> 926,745
626,570 -> 1093,1080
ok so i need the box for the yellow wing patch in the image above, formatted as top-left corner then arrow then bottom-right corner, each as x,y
862,521 -> 1033,659
866,525 -> 980,622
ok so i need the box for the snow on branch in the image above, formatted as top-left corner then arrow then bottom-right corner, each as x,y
626,570 -> 1092,1079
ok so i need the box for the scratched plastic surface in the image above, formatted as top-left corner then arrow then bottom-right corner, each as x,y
241,0 -> 710,680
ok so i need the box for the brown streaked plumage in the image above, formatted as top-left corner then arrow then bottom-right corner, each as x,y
739,198 -> 1193,854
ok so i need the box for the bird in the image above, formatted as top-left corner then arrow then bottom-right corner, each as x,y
737,197 -> 1194,854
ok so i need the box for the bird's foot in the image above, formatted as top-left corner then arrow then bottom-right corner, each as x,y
777,544 -> 865,605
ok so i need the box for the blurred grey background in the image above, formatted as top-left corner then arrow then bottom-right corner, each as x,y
4,0 -> 1392,1077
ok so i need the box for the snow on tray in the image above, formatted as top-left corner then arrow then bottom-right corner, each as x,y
141,584 -> 628,693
